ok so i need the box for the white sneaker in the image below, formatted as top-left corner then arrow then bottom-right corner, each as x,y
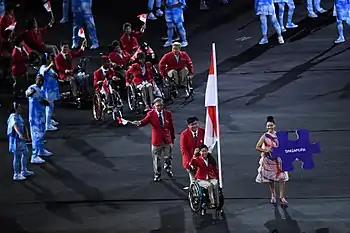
13,174 -> 26,181
148,12 -> 157,20
308,12 -> 318,18
155,9 -> 163,17
40,149 -> 53,157
46,125 -> 58,131
31,156 -> 45,164
316,8 -> 327,14
22,170 -> 34,176
278,36 -> 284,44
51,119 -> 59,126
334,36 -> 345,44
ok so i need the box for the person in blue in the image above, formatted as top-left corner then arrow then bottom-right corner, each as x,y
0,0 -> 5,16
333,0 -> 350,43
163,0 -> 188,48
148,0 -> 163,20
7,102 -> 34,181
26,74 -> 53,164
39,53 -> 60,131
274,0 -> 298,32
60,0 -> 70,23
306,0 -> 326,18
255,0 -> 284,45
71,0 -> 99,49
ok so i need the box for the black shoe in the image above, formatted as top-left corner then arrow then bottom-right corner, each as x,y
153,175 -> 161,182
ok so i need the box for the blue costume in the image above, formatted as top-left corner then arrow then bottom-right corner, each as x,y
148,0 -> 163,20
273,0 -> 297,31
0,0 -> 5,16
60,0 -> 70,23
255,0 -> 284,45
7,111 -> 33,180
334,0 -> 350,43
39,64 -> 60,130
26,84 -> 51,163
164,0 -> 188,47
306,0 -> 326,18
72,0 -> 99,49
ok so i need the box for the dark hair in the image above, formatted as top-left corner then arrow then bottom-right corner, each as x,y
266,116 -> 275,124
25,18 -> 35,30
137,52 -> 146,60
108,40 -> 120,52
41,53 -> 54,65
60,41 -> 69,47
13,36 -> 23,46
9,102 -> 19,114
187,116 -> 198,125
5,2 -> 16,13
123,23 -> 131,31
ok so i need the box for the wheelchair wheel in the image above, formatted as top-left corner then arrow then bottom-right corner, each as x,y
185,76 -> 194,99
188,182 -> 203,213
127,85 -> 137,111
163,78 -> 178,102
111,90 -> 124,121
92,92 -> 104,121
217,187 -> 224,210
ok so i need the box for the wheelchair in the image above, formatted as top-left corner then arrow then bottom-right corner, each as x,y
188,181 -> 224,216
126,82 -> 146,114
59,58 -> 91,108
93,79 -> 124,122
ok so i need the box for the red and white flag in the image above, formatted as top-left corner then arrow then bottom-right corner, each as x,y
78,28 -> 85,38
204,43 -> 223,187
117,117 -> 129,125
137,14 -> 147,24
43,0 -> 52,12
5,22 -> 17,31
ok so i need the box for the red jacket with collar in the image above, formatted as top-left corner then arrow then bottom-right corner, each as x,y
180,127 -> 205,169
126,62 -> 153,86
23,26 -> 49,52
93,67 -> 116,88
159,51 -> 194,77
108,50 -> 130,67
190,156 -> 219,180
120,30 -> 142,54
0,12 -> 15,54
11,46 -> 29,76
54,49 -> 83,80
140,109 -> 175,146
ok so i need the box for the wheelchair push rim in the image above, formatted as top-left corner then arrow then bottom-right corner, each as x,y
127,86 -> 137,111
92,92 -> 104,121
188,183 -> 203,213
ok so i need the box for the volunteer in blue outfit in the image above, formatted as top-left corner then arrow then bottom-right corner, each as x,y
7,102 -> 34,181
306,0 -> 326,18
255,0 -> 284,45
274,0 -> 298,32
163,0 -> 188,48
60,0 -> 70,23
148,0 -> 163,20
25,74 -> 53,164
39,53 -> 60,131
334,0 -> 350,44
71,0 -> 99,49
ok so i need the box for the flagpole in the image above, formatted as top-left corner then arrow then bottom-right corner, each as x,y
212,43 -> 223,188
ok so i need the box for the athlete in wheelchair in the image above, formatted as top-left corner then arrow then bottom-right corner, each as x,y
188,144 -> 224,215
159,42 -> 194,100
93,56 -> 123,121
126,52 -> 161,112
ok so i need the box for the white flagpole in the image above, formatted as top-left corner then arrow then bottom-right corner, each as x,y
212,43 -> 223,188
